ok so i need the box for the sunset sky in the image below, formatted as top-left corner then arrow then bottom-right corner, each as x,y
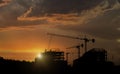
0,0 -> 120,64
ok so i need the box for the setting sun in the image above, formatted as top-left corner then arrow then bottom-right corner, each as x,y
37,53 -> 43,59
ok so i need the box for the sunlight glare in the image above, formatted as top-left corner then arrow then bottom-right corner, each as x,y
117,39 -> 120,42
37,53 -> 43,59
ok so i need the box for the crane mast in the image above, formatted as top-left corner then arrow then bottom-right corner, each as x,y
66,44 -> 83,58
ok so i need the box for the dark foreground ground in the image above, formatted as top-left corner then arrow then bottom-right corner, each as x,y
0,57 -> 120,74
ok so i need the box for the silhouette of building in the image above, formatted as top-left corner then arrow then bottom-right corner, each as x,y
35,50 -> 65,62
44,50 -> 64,61
72,48 -> 114,73
35,50 -> 68,74
73,48 -> 108,66
82,48 -> 107,62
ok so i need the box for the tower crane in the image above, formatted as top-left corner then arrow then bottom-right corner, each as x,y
66,44 -> 83,58
47,33 -> 95,53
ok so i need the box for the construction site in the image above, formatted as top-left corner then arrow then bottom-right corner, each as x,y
43,33 -> 97,63
33,33 -> 118,74
0,33 -> 119,74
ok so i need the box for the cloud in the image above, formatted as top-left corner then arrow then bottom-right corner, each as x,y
0,0 -> 103,29
53,0 -> 120,39
0,0 -> 11,7
0,0 -> 120,40
0,0 -> 4,3
23,0 -> 103,17
0,0 -> 47,28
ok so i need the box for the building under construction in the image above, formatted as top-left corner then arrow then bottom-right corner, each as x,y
35,50 -> 65,62
35,50 -> 68,74
73,48 -> 108,64
43,50 -> 65,61
82,48 -> 107,62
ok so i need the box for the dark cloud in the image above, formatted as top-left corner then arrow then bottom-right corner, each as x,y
0,19 -> 47,29
57,14 -> 120,39
0,0 -> 103,28
16,0 -> 34,8
0,0 -> 11,3
0,0 -> 120,36
0,0 -> 11,7
83,9 -> 120,39
118,0 -> 120,2
0,0 -> 4,3
0,1 -> 26,19
54,0 -> 120,39
29,0 -> 102,16
0,0 -> 34,28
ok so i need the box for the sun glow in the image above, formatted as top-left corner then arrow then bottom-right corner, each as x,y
37,53 -> 43,59
117,39 -> 120,43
